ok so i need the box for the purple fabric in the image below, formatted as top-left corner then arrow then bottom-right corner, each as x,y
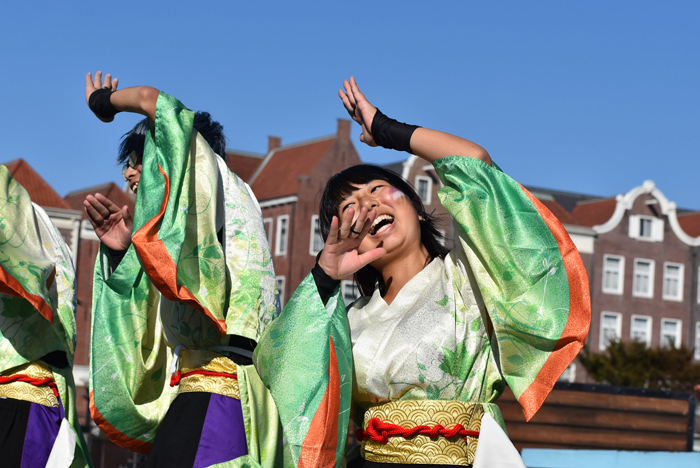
193,393 -> 249,468
21,402 -> 62,468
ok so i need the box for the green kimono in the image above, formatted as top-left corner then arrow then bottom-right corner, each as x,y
89,93 -> 286,467
255,156 -> 590,467
0,165 -> 91,467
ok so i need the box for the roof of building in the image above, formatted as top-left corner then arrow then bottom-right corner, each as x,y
382,161 -> 405,176
523,185 -> 603,213
570,198 -> 618,227
677,212 -> 700,237
2,159 -> 72,209
225,150 -> 266,183
249,135 -> 336,201
65,182 -> 135,220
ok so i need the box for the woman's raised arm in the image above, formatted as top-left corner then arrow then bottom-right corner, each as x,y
339,76 -> 491,165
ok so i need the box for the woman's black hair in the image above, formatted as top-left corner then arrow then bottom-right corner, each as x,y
117,112 -> 227,165
319,164 -> 449,297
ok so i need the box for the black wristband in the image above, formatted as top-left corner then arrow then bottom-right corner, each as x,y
88,88 -> 121,120
311,251 -> 340,305
108,247 -> 127,267
370,108 -> 420,153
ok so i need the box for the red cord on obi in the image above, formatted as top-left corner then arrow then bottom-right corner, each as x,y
0,374 -> 60,398
170,369 -> 238,387
357,417 -> 480,444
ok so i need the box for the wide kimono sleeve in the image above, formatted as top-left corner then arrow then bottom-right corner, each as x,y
434,156 -> 590,421
254,274 -> 353,468
0,165 -> 92,467
90,92 -> 278,454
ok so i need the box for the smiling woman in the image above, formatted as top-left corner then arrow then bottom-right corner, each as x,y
254,77 -> 591,468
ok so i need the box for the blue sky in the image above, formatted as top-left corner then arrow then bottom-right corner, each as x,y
0,1 -> 697,209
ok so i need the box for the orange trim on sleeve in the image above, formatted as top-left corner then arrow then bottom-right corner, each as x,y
298,336 -> 341,468
0,263 -> 53,324
131,163 -> 226,337
517,186 -> 591,421
89,390 -> 152,454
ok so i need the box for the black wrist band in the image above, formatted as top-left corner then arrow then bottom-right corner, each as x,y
370,108 -> 420,153
312,251 -> 340,304
88,88 -> 121,120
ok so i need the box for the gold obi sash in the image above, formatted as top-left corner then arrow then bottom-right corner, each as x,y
0,361 -> 59,407
171,350 -> 240,400
359,400 -> 484,466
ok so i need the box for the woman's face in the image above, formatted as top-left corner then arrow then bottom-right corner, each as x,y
338,179 -> 422,266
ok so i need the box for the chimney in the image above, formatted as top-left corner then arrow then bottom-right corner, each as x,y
337,119 -> 351,141
268,136 -> 282,152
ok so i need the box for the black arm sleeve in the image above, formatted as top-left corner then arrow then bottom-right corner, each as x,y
311,252 -> 340,305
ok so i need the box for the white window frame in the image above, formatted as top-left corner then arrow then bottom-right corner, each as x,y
660,318 -> 681,348
436,228 -> 446,246
630,315 -> 652,348
341,280 -> 360,307
415,175 -> 432,205
697,267 -> 700,305
309,215 -> 324,256
628,215 -> 664,242
558,363 -> 577,383
275,276 -> 286,307
662,262 -> 684,302
632,258 -> 655,298
694,322 -> 700,361
599,311 -> 622,351
263,217 -> 273,247
275,215 -> 289,256
602,254 -> 624,295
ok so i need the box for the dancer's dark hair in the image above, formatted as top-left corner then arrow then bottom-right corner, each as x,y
117,112 -> 227,165
319,164 -> 448,296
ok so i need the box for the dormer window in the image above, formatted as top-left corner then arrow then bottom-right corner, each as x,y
628,215 -> 663,242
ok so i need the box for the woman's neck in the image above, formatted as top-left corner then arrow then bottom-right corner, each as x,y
379,244 -> 431,305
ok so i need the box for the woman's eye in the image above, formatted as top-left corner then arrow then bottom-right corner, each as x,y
342,202 -> 354,212
371,185 -> 383,192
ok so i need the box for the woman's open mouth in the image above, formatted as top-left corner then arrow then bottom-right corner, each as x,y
369,214 -> 395,236
131,181 -> 139,194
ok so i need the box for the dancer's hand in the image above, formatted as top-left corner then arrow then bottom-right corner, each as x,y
338,76 -> 378,147
318,207 -> 386,280
85,71 -> 119,122
84,193 -> 133,251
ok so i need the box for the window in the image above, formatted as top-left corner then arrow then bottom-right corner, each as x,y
341,280 -> 360,306
662,263 -> 684,301
309,215 -> 324,255
275,276 -> 286,307
263,218 -> 273,246
602,255 -> 624,295
599,312 -> 621,350
415,176 -> 432,205
695,322 -> 700,360
660,318 -> 681,348
275,215 -> 289,256
436,229 -> 446,247
628,215 -> 664,242
697,267 -> 700,304
558,363 -> 576,383
630,315 -> 652,347
632,259 -> 654,298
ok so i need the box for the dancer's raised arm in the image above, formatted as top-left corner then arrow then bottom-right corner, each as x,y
339,76 -> 492,165
85,71 -> 159,122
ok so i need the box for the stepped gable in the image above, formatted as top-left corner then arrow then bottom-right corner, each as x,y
249,136 -> 336,201
571,198 -> 617,227
225,150 -> 265,183
2,159 -> 71,209
65,182 -> 135,220
677,211 -> 700,237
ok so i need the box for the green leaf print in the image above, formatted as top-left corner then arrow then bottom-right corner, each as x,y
439,341 -> 475,381
151,366 -> 163,382
435,295 -> 449,307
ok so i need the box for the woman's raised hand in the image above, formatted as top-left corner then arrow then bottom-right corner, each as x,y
85,71 -> 119,122
338,76 -> 378,147
318,206 -> 386,280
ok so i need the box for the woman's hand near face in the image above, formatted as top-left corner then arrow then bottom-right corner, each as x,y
318,206 -> 386,280
338,76 -> 378,147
